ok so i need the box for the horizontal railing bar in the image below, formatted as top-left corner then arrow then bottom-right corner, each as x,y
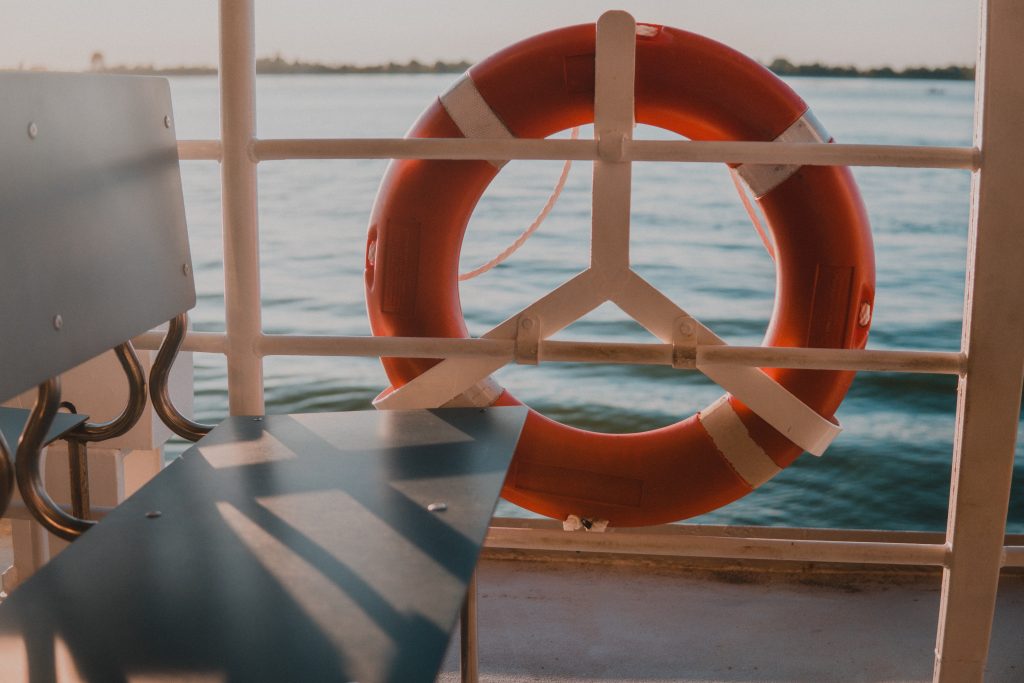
700,346 -> 966,375
133,330 -> 229,354
178,140 -> 223,161
258,335 -> 676,365
629,140 -> 979,168
257,334 -> 510,358
134,331 -> 965,375
245,138 -> 979,169
544,340 -> 672,365
258,334 -> 964,374
485,524 -> 951,566
1004,546 -> 1024,568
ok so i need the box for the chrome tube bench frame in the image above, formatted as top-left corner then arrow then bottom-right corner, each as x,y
0,72 -> 525,683
0,73 -> 195,540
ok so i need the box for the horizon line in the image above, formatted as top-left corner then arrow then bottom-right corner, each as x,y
3,54 -> 977,81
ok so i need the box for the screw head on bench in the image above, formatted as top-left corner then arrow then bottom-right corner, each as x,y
52,314 -> 63,331
182,263 -> 192,277
427,502 -> 447,512
27,122 -> 38,140
164,115 -> 171,129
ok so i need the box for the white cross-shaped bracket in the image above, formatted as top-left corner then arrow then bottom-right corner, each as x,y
375,11 -> 840,457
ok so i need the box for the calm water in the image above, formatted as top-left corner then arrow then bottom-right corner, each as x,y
166,74 -> 1024,531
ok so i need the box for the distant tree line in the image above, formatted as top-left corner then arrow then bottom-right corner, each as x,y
81,51 -> 974,81
102,64 -> 216,76
254,55 -> 471,74
767,57 -> 974,81
97,55 -> 471,77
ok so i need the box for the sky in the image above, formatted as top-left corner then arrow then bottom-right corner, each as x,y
0,1 -> 979,71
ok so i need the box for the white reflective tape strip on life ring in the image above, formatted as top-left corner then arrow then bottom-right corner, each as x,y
439,75 -> 514,168
440,376 -> 503,408
421,73 -> 511,408
699,360 -> 842,456
699,395 -> 782,488
735,110 -> 830,198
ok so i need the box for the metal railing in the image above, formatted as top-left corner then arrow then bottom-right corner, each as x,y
130,2 -> 1024,681
178,136 -> 980,167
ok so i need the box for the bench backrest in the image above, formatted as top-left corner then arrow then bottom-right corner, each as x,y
0,73 -> 195,402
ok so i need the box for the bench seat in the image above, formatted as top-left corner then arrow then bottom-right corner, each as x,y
0,407 -> 525,682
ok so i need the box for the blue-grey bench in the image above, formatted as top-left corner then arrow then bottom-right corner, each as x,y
0,72 -> 525,683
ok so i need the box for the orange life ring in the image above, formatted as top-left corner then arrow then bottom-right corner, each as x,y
365,22 -> 874,527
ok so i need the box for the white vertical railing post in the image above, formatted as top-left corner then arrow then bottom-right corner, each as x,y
933,0 -> 1024,680
590,10 -> 636,275
219,0 -> 265,415
458,13 -> 640,682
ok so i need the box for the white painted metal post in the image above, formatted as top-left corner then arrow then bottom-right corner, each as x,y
219,0 -> 265,415
591,11 -> 636,274
933,1 -> 1024,680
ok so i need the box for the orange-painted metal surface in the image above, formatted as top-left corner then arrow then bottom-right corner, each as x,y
365,23 -> 874,526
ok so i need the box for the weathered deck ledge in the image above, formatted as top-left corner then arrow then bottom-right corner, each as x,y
439,546 -> 1024,682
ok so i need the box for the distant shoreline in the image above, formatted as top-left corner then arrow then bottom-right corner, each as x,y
765,58 -> 973,81
100,57 -> 473,77
13,56 -> 976,81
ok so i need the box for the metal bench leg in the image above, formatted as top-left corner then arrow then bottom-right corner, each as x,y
66,439 -> 90,521
460,569 -> 479,683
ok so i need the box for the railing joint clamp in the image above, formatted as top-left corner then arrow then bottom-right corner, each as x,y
597,131 -> 628,162
672,314 -> 698,369
514,314 -> 541,365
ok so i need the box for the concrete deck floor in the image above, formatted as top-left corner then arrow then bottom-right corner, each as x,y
437,553 -> 1024,683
